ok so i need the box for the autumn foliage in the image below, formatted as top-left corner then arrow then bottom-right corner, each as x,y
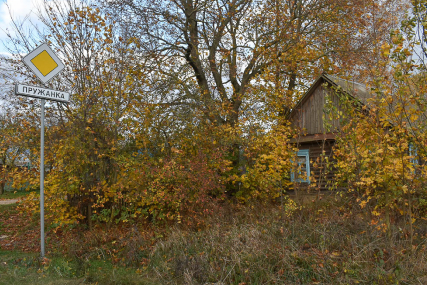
0,0 -> 426,242
332,20 -> 427,236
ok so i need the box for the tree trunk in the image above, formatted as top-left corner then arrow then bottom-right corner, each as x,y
225,142 -> 242,196
88,203 -> 93,230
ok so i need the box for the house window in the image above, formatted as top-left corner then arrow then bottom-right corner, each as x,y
291,149 -> 310,183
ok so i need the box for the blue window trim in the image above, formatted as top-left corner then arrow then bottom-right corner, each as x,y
291,149 -> 310,183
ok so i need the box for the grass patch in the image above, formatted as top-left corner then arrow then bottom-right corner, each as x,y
0,203 -> 19,211
0,250 -> 160,285
1,196 -> 427,284
0,190 -> 38,200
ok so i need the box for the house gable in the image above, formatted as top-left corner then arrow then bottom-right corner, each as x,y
288,74 -> 369,139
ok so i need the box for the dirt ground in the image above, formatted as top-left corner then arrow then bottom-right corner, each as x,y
0,199 -> 19,205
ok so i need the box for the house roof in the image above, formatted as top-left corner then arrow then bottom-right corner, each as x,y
324,75 -> 371,105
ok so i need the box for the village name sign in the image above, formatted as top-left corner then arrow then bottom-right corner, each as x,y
14,43 -> 69,258
15,84 -> 70,102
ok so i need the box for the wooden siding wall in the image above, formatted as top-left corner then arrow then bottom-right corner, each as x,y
290,83 -> 345,136
324,89 -> 345,133
294,140 -> 336,191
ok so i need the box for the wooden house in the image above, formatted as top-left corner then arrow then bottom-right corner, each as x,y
287,74 -> 372,190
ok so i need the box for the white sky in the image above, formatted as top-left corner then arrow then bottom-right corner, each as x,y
0,0 -> 43,55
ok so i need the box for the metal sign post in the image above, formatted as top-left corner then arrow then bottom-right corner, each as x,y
40,99 -> 45,257
15,43 -> 68,258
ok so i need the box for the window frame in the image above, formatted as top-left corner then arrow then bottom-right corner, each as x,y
291,149 -> 310,184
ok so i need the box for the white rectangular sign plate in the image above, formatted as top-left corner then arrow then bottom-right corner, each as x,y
15,84 -> 70,103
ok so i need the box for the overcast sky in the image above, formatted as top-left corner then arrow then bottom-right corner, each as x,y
0,0 -> 43,55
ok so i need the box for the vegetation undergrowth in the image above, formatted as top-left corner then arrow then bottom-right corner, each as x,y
1,194 -> 427,284
0,189 -> 38,200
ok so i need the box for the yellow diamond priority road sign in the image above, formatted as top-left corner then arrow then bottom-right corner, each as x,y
22,43 -> 65,84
